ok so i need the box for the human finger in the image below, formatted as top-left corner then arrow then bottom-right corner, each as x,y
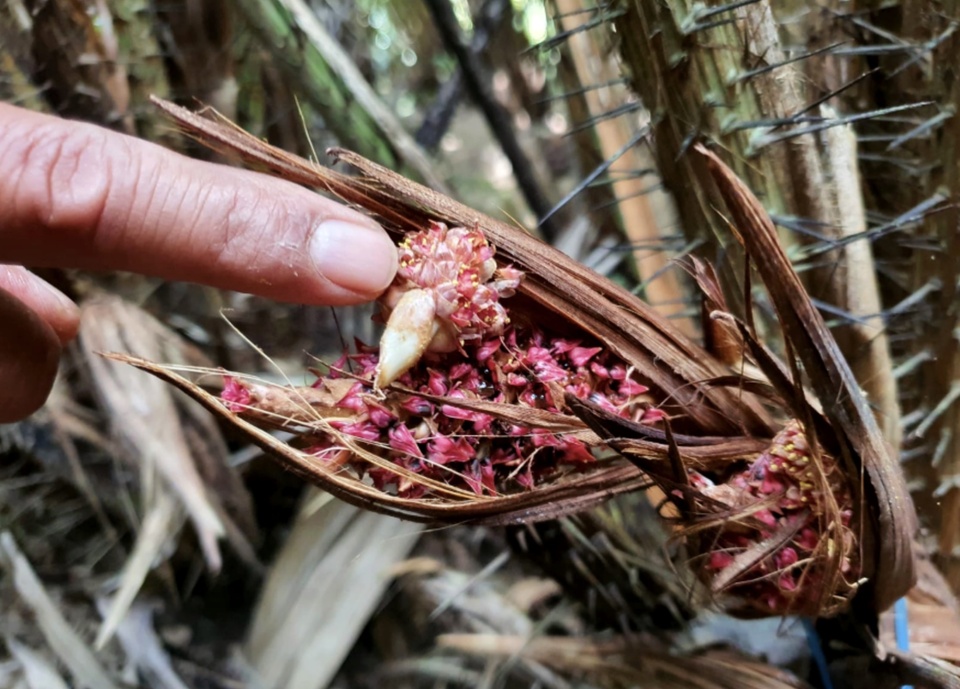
0,104 -> 398,306
0,266 -> 79,344
0,287 -> 61,423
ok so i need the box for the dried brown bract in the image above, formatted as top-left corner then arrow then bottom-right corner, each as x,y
109,98 -> 917,618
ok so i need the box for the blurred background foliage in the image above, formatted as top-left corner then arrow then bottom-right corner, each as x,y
2,1 -> 960,688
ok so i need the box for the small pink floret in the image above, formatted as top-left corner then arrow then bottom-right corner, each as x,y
221,376 -> 252,412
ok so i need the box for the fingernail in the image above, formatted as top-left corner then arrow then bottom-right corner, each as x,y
32,277 -> 80,343
32,273 -> 77,312
309,220 -> 398,295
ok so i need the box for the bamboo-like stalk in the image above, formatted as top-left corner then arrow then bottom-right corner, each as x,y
553,0 -> 693,334
612,1 -> 904,521
613,2 -> 825,257
886,7 -> 960,596
819,121 -> 902,462
110,0 -> 172,140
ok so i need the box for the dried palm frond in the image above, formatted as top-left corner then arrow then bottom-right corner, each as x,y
881,550 -> 960,665
1,0 -> 131,129
110,97 -> 916,620
5,637 -> 71,689
507,491 -> 699,632
0,532 -> 121,689
384,550 -> 581,689
549,0 -> 692,331
245,492 -> 421,689
77,294 -> 259,648
437,633 -> 812,689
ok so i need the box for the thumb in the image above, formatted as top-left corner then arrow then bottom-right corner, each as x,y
0,288 -> 61,423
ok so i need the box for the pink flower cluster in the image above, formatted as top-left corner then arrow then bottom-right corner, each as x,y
221,326 -> 663,497
695,421 -> 858,614
254,325 -> 665,498
221,221 -> 660,497
384,221 -> 523,347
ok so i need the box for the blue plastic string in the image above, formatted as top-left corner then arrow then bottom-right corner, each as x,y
803,618 -> 835,689
895,597 -> 913,689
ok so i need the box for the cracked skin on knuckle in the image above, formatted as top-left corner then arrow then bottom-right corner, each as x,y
5,121 -> 114,246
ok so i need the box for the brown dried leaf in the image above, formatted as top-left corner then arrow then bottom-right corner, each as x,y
245,494 -> 421,689
79,296 -> 225,570
687,258 -> 745,368
28,0 -> 130,128
881,554 -> 960,664
695,144 -> 917,612
0,533 -> 121,689
122,98 -> 785,524
437,633 -> 812,689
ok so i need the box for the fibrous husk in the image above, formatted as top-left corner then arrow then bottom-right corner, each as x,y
694,145 -> 917,615
111,98 -> 916,619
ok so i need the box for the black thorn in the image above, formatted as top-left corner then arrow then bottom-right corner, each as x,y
591,184 -> 665,212
552,3 -> 612,21
727,115 -> 826,132
730,42 -> 844,84
857,134 -> 902,143
538,126 -> 651,227
889,21 -> 959,77
801,194 -> 949,260
589,167 -> 658,183
809,298 -> 874,327
886,108 -> 955,151
830,44 -> 919,56
770,214 -> 836,243
530,7 -> 625,52
690,0 -> 761,23
675,128 -> 699,162
682,16 -> 738,35
830,9 -> 911,46
857,154 -> 937,176
567,102 -> 643,135
536,78 -> 630,105
632,239 -> 707,295
750,101 -> 935,151
884,280 -> 942,320
768,69 -> 877,131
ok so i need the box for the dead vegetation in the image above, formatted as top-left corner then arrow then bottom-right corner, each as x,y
2,1 -> 960,688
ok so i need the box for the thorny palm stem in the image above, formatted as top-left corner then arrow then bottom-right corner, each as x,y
612,0 -> 900,450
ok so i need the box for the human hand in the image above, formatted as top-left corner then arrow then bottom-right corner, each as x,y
0,103 -> 399,423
